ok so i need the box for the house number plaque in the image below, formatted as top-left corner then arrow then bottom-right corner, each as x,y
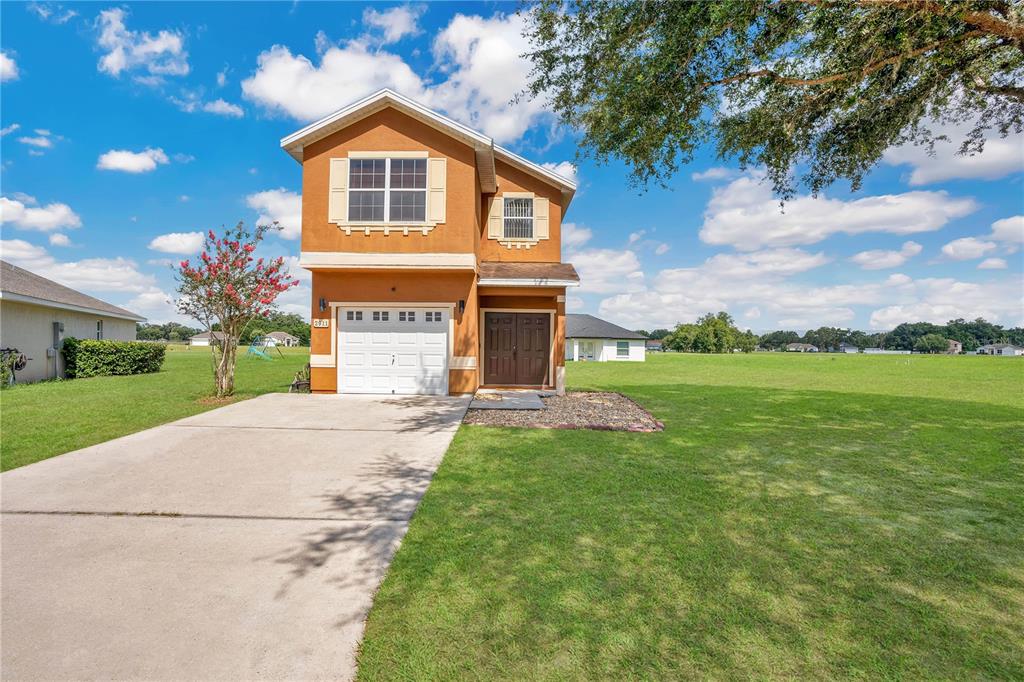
312,319 -> 330,328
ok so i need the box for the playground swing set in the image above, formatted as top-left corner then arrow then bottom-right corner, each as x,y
245,335 -> 285,360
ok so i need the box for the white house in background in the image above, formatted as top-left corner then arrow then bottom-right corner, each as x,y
0,260 -> 144,383
976,343 -> 1024,356
565,313 -> 646,362
265,331 -> 300,347
785,342 -> 819,352
189,331 -> 225,347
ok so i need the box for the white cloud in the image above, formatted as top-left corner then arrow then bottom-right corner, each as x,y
178,195 -> 189,203
0,194 -> 81,232
96,8 -> 188,80
883,118 -> 1024,185
363,4 -> 425,45
246,188 -> 302,239
0,239 -> 156,293
561,222 -> 592,249
628,230 -> 645,244
978,258 -> 1008,270
96,147 -> 169,173
691,167 -> 735,182
941,237 -> 997,261
48,233 -> 71,247
0,51 -> 19,82
541,161 -> 577,185
988,215 -> 1023,246
242,12 -> 552,145
700,171 -> 978,251
216,67 -> 228,87
1,123 -> 20,136
570,248 -> 645,294
241,42 -> 426,123
17,135 -> 51,148
202,98 -> 243,117
849,241 -> 923,270
868,276 -> 1024,329
27,3 -> 77,24
655,243 -> 671,256
744,306 -> 761,320
148,231 -> 204,254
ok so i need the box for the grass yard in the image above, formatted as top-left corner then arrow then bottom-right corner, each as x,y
358,353 -> 1024,680
0,346 -> 308,471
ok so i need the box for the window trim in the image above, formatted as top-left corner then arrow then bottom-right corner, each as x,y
616,341 -> 630,358
347,156 -> 428,224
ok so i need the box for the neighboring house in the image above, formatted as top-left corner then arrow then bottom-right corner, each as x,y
189,331 -> 226,347
265,331 -> 300,347
645,339 -> 663,352
863,348 -> 911,355
282,89 -> 579,395
0,260 -> 144,383
947,339 -> 963,354
839,342 -> 860,353
785,343 -> 819,352
565,314 -> 646,362
977,343 -> 1024,356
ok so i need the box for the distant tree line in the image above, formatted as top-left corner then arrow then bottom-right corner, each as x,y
633,316 -> 1024,354
136,312 -> 311,346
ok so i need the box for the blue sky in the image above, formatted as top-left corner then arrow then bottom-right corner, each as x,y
1,1 -> 1021,332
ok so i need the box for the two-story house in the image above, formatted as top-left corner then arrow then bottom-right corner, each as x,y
281,89 -> 579,396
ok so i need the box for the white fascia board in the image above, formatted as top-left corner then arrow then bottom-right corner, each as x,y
0,290 -> 146,321
477,278 -> 580,287
280,89 -> 493,163
299,251 -> 478,270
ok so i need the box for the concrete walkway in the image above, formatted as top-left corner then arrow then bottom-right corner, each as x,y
1,393 -> 470,681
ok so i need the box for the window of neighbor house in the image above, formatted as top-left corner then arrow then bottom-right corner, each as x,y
96,320 -> 103,340
616,341 -> 629,358
503,197 -> 533,239
348,158 -> 426,222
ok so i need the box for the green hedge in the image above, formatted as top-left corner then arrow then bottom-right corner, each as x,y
62,338 -> 167,379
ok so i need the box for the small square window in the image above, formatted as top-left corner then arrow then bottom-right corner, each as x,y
407,311 -> 416,322
373,311 -> 380,321
380,311 -> 389,321
616,341 -> 630,358
399,311 -> 407,322
346,311 -> 354,321
355,311 -> 362,321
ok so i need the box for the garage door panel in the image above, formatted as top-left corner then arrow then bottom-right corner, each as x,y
338,307 -> 449,395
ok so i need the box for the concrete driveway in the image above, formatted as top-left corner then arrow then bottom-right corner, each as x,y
1,393 -> 470,681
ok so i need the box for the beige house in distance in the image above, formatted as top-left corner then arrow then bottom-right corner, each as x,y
0,260 -> 144,383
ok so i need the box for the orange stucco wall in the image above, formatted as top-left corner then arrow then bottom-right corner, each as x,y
301,108 -> 478,255
479,159 -> 564,263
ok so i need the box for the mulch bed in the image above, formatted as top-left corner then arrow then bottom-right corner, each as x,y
463,391 -> 664,432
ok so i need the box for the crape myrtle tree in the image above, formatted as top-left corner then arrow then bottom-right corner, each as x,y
176,222 -> 300,397
523,1 -> 1023,197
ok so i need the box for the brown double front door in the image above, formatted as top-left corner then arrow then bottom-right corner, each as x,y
483,312 -> 550,386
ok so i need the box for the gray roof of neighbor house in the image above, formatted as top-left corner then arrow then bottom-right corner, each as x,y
266,331 -> 298,340
191,331 -> 226,340
0,259 -> 145,321
566,314 -> 646,340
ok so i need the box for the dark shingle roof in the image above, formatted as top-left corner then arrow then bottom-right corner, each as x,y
566,313 -> 646,340
0,260 -> 145,321
479,261 -> 579,282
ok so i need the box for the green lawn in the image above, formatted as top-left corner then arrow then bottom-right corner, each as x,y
358,354 -> 1024,680
0,346 -> 308,471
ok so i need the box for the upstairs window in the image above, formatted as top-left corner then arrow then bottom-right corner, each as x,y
349,158 -> 426,223
503,197 -> 533,239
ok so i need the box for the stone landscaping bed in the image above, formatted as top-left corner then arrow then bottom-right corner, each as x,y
463,391 -> 663,432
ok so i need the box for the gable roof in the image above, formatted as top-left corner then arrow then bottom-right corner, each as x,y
0,260 -> 145,322
266,331 -> 298,340
190,331 -> 226,340
279,89 -> 576,206
566,313 -> 645,340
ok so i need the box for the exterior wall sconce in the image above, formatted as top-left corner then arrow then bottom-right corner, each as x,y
458,299 -> 466,314
319,297 -> 327,312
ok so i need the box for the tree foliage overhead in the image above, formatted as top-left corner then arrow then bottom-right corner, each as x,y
524,0 -> 1023,197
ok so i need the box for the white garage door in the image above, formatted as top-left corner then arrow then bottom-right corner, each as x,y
337,307 -> 449,395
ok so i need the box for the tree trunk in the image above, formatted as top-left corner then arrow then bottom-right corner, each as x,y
214,338 -> 237,397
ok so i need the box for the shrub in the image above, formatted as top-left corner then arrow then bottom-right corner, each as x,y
62,338 -> 167,379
